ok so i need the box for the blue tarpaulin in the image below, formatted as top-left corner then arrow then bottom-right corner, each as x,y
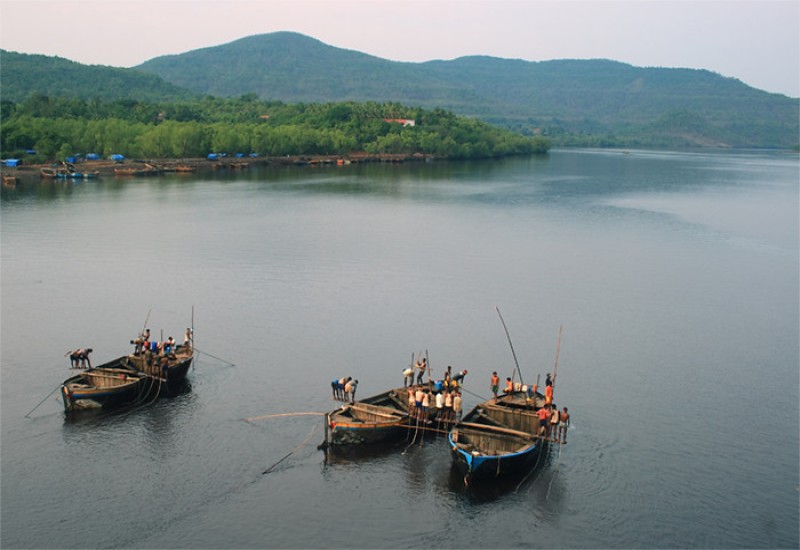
207,153 -> 218,160
86,153 -> 100,160
111,154 -> 125,161
3,159 -> 20,167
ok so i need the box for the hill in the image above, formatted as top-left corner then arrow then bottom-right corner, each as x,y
0,50 -> 194,102
136,32 -> 798,149
2,33 -> 797,149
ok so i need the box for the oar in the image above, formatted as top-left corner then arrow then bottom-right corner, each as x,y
25,384 -> 63,418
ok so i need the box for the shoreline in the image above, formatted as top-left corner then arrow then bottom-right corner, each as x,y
2,153 -> 434,182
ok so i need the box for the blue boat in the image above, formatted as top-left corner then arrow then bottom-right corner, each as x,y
448,390 -> 547,485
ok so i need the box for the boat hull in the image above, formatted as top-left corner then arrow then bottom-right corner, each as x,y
447,391 -> 546,483
60,364 -> 149,413
122,346 -> 193,391
329,418 -> 407,445
448,430 -> 541,481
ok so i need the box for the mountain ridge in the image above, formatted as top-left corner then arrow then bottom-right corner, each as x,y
2,32 -> 797,148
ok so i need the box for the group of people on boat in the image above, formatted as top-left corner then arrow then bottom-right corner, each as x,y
65,348 -> 92,369
132,328 -> 192,356
407,385 -> 463,424
535,403 -> 570,444
491,370 -> 571,444
331,376 -> 358,403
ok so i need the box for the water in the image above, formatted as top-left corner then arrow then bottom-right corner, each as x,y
2,149 -> 798,549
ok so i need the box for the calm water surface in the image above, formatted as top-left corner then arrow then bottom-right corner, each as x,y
2,149 -> 798,549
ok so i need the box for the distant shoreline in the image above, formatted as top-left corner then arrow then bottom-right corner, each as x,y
1,152 -> 439,182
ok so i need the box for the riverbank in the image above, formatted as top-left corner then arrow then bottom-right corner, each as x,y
1,152 -> 433,183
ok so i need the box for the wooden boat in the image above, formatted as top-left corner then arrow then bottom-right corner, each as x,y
60,360 -> 151,413
448,389 -> 547,484
326,387 -> 410,445
114,164 -> 160,177
121,344 -> 193,389
40,167 -> 70,178
325,382 -> 454,446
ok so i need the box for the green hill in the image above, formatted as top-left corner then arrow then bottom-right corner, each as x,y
2,32 -> 797,149
136,32 -> 798,148
0,50 -> 193,102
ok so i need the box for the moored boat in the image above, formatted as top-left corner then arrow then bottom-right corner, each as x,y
121,343 -> 193,390
326,387 -> 410,445
448,389 -> 547,484
60,361 -> 152,413
325,382 -> 456,446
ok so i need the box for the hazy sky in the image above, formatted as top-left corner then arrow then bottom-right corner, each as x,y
1,0 -> 798,97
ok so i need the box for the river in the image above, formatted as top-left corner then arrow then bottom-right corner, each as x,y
2,149 -> 798,549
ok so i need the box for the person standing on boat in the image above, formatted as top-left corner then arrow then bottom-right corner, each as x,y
504,377 -> 514,395
435,391 -> 444,421
184,328 -> 193,349
345,379 -> 358,403
414,387 -> 424,420
421,390 -> 431,423
415,357 -> 427,385
491,372 -> 500,402
403,366 -> 414,387
453,391 -> 462,422
443,391 -> 453,423
452,369 -> 467,387
163,337 -> 175,356
558,406 -> 570,444
545,382 -> 554,406
549,404 -> 560,441
408,387 -> 416,416
536,405 -> 551,438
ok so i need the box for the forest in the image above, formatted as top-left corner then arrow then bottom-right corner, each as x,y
0,94 -> 549,162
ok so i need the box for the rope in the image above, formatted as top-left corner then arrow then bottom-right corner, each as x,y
545,436 -> 563,500
244,412 -> 325,423
515,434 -> 551,493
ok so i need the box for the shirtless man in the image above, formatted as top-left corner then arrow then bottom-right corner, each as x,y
415,357 -> 427,385
549,404 -> 560,441
344,379 -> 358,403
491,372 -> 500,402
558,406 -> 571,444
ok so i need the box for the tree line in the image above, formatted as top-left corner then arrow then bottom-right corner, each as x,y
0,95 -> 549,161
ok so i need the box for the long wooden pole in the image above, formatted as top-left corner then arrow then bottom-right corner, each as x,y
552,325 -> 563,389
495,306 -> 524,386
141,309 -> 151,337
24,384 -> 62,418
